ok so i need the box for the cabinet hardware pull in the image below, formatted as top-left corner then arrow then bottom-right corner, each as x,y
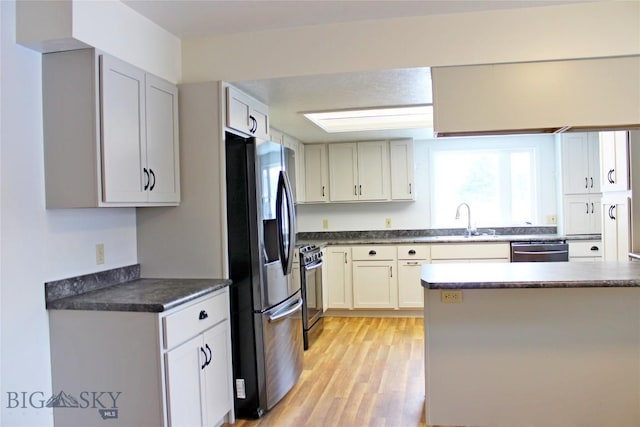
200,347 -> 208,370
354,185 -> 357,196
585,203 -> 589,214
205,344 -> 212,367
407,261 -> 420,265
368,250 -> 376,255
590,246 -> 600,251
608,169 -> 615,184
344,253 -> 347,264
409,183 -> 412,194
609,205 -> 616,220
590,177 -> 593,188
408,249 -> 416,255
249,115 -> 257,133
143,168 -> 150,190
359,185 -> 362,195
198,310 -> 208,320
585,177 -> 588,188
390,266 -> 393,278
149,169 -> 156,191
591,202 -> 594,214
322,186 -> 325,197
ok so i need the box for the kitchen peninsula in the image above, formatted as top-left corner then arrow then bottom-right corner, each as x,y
421,262 -> 640,427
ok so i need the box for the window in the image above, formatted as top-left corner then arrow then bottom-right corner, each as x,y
429,137 -> 545,228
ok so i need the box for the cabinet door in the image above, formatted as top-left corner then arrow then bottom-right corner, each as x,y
602,198 -> 630,261
562,133 -> 600,194
226,86 -> 269,138
325,247 -> 352,309
352,261 -> 397,308
564,195 -> 600,235
600,131 -> 629,192
304,144 -> 329,202
329,143 -> 359,201
357,141 -> 390,201
251,105 -> 270,140
146,74 -> 180,203
165,335 -> 204,427
398,261 -> 424,308
201,322 -> 233,426
390,139 -> 415,200
100,54 -> 147,203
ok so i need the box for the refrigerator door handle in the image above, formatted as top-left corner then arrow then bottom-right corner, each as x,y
276,171 -> 296,275
269,298 -> 303,322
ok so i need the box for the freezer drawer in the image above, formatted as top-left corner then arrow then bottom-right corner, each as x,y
260,291 -> 303,410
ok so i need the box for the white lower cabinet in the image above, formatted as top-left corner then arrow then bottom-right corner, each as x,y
325,246 -> 353,309
568,240 -> 603,262
48,288 -> 233,427
166,321 -> 231,427
397,245 -> 430,308
351,246 -> 397,309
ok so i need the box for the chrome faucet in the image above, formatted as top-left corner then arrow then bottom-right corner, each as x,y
455,202 -> 475,237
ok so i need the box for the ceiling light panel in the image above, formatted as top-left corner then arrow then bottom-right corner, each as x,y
304,105 -> 433,133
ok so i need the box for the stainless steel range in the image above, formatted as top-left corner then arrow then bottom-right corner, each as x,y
299,244 -> 324,350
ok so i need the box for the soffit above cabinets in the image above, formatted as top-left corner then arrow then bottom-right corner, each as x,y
431,56 -> 640,137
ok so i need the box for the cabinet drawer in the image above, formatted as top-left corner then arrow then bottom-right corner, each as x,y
351,245 -> 396,261
164,290 -> 229,349
568,240 -> 603,258
431,243 -> 510,260
397,245 -> 429,260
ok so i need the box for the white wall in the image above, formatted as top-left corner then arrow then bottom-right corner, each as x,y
183,1 -> 640,82
297,135 -> 557,232
0,1 -> 166,425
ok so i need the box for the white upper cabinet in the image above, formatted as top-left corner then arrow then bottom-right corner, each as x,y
599,131 -> 629,192
226,86 -> 269,139
389,139 -> 415,200
43,49 -> 180,208
328,141 -> 390,202
304,144 -> 329,203
283,133 -> 306,203
561,133 -> 600,194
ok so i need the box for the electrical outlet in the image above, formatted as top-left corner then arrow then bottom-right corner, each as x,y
96,243 -> 105,265
385,218 -> 392,228
322,219 -> 329,229
441,290 -> 463,303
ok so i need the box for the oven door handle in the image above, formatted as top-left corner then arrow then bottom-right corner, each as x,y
304,260 -> 323,271
269,298 -> 303,322
512,250 -> 568,255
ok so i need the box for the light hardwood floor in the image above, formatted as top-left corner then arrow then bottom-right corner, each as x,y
226,316 -> 428,427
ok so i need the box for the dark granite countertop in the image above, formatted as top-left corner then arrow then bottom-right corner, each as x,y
45,264 -> 231,313
421,262 -> 640,289
297,233 -> 600,247
46,278 -> 231,312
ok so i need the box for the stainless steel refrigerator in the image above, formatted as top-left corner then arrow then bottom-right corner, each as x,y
225,131 -> 302,419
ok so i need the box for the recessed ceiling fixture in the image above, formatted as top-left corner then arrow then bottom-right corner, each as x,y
303,105 -> 433,133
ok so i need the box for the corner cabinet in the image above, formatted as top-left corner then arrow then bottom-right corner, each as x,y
43,49 -> 180,208
226,86 -> 269,139
48,288 -> 234,427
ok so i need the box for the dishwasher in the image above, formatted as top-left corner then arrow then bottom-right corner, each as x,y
510,241 -> 569,262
